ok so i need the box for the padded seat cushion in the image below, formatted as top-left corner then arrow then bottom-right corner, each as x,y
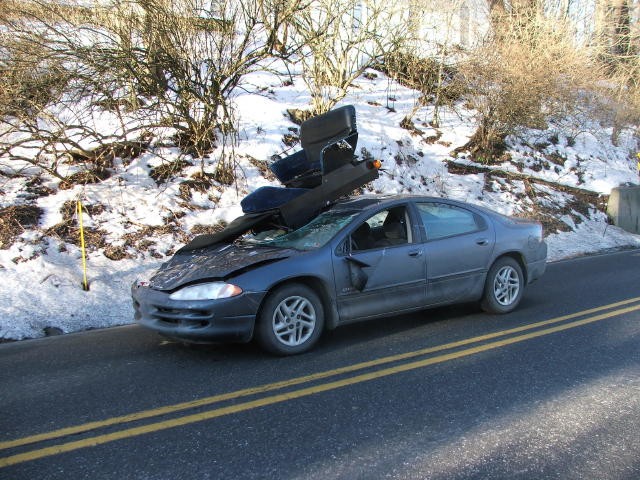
269,150 -> 319,186
241,186 -> 309,214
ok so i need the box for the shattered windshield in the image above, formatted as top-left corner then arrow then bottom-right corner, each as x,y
240,210 -> 358,251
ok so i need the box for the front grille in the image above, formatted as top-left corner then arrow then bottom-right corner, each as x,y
152,306 -> 213,328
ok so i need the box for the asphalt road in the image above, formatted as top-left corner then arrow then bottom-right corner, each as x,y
1,249 -> 640,480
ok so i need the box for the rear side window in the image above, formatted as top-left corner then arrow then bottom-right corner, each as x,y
417,203 -> 483,240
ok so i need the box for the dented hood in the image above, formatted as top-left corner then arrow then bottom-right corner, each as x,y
149,243 -> 298,291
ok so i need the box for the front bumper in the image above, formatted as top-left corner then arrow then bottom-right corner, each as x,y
131,283 -> 266,343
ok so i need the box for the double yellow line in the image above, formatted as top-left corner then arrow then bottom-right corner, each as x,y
2,297 -> 640,468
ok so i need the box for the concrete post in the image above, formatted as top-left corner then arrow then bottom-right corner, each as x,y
607,186 -> 640,234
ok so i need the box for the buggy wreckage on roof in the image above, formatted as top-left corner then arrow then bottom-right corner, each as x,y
132,106 -> 547,355
182,105 -> 380,249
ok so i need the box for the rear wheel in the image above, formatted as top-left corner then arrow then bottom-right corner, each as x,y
256,284 -> 325,355
481,257 -> 524,314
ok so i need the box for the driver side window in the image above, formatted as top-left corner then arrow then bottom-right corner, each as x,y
350,206 -> 411,252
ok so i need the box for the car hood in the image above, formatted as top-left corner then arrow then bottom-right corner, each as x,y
149,243 -> 298,291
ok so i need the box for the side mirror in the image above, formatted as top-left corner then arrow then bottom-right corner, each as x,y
345,255 -> 369,291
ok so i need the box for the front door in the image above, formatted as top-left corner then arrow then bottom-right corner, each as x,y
332,206 -> 426,322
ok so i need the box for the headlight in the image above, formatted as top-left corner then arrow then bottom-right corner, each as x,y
169,282 -> 243,301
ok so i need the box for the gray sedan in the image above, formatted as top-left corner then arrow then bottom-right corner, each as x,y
132,195 -> 547,355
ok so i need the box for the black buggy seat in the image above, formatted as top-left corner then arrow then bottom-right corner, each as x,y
269,105 -> 358,188
181,105 -> 379,251
241,105 -> 359,216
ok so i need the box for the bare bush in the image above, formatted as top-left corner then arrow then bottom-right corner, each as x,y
593,62 -> 640,146
0,0 -> 304,184
0,1 -> 144,181
95,0 -> 305,156
291,0 -> 406,115
594,0 -> 638,64
458,6 -> 601,161
0,38 -> 68,121
590,1 -> 640,145
381,50 -> 463,129
389,0 -> 471,127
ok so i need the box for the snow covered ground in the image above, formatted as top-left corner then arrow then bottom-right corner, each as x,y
1,69 -> 639,341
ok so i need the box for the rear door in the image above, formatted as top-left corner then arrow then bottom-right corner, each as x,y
332,205 -> 427,322
415,201 -> 495,304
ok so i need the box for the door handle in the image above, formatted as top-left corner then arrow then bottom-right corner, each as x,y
408,250 -> 423,257
476,238 -> 489,246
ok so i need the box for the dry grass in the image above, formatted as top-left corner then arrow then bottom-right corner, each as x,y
178,172 -> 215,201
59,170 -> 112,190
190,222 -> 227,236
66,141 -> 149,168
247,156 -> 277,182
0,205 -> 43,249
122,223 -> 190,258
381,52 -> 463,105
149,159 -> 191,185
44,201 -> 107,250
2,0 -> 93,22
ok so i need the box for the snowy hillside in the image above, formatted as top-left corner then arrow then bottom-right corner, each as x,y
1,69 -> 639,341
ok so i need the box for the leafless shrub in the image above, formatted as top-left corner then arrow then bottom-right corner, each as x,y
594,57 -> 640,146
2,0 -> 93,22
389,0 -> 472,127
291,0 -> 406,115
0,1 -> 134,182
594,0 -> 638,68
458,7 -> 601,161
564,1 -> 640,146
1,0 -> 305,186
0,42 -> 68,120
381,50 -> 464,129
91,0 -> 306,156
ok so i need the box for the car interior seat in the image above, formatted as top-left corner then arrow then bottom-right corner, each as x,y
374,210 -> 407,247
351,222 -> 373,251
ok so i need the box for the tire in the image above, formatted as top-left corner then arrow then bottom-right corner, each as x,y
481,257 -> 524,314
256,284 -> 325,355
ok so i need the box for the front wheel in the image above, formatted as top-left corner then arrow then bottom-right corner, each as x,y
481,257 -> 524,314
256,284 -> 325,355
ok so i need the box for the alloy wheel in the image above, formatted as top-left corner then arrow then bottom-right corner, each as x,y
272,295 -> 317,346
493,265 -> 521,306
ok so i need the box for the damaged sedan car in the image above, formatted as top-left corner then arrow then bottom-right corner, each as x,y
132,106 -> 547,355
